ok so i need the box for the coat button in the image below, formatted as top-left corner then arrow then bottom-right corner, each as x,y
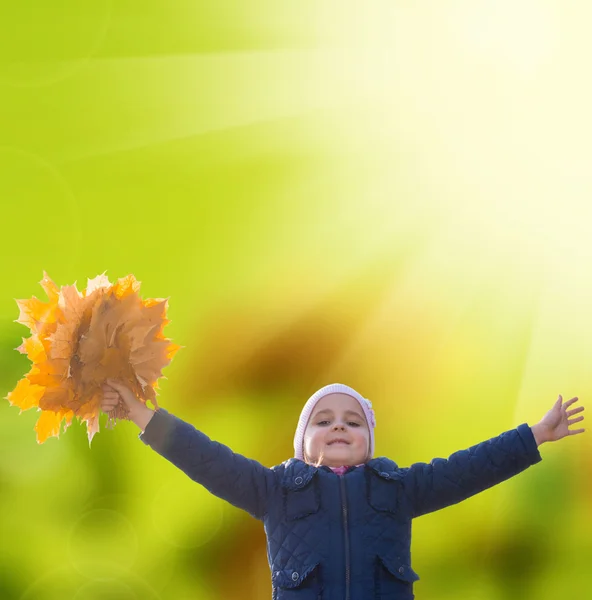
292,572 -> 299,581
398,566 -> 404,574
294,476 -> 303,485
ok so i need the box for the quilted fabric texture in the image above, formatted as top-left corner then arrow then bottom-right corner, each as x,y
139,409 -> 542,599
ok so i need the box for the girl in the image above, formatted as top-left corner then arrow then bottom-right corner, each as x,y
101,379 -> 584,600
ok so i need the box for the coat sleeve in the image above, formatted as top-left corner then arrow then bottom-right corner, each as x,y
404,423 -> 543,518
138,407 -> 275,521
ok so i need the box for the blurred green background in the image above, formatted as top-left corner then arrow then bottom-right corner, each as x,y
1,1 -> 591,598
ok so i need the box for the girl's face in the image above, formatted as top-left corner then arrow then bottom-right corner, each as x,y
302,393 -> 371,467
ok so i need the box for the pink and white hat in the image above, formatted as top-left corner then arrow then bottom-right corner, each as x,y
293,383 -> 376,461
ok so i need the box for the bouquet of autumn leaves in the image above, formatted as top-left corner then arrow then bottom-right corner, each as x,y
4,272 -> 183,445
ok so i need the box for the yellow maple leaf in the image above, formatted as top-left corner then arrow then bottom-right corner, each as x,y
5,271 -> 184,446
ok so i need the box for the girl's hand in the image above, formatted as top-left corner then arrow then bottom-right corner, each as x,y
536,395 -> 585,443
101,379 -> 144,415
101,379 -> 156,432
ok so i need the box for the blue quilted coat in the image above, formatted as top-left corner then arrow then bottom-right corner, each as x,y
139,408 -> 542,599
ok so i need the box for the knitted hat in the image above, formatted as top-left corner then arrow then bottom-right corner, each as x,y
293,383 -> 376,461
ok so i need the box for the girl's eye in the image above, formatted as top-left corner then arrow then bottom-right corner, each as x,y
318,421 -> 360,427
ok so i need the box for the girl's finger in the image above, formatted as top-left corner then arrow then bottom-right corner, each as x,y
105,379 -> 123,391
564,396 -> 579,409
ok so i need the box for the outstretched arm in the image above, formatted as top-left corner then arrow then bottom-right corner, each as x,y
101,379 -> 274,522
405,394 -> 585,519
406,423 -> 542,518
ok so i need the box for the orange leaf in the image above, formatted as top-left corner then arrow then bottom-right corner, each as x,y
4,377 -> 45,412
58,283 -> 85,322
39,270 -> 60,302
14,296 -> 59,332
166,343 -> 182,360
34,406 -> 74,444
16,335 -> 47,363
113,274 -> 142,299
47,322 -> 79,360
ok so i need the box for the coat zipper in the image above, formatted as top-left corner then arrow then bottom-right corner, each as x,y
340,475 -> 350,600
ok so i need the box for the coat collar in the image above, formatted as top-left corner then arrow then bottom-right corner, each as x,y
279,457 -> 404,490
